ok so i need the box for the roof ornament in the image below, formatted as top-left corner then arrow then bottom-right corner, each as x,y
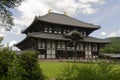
64,11 -> 67,15
48,9 -> 52,13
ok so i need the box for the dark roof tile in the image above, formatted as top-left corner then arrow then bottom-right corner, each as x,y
36,12 -> 100,29
28,32 -> 109,43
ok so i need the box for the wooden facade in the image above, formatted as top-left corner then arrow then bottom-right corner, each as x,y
16,12 -> 109,59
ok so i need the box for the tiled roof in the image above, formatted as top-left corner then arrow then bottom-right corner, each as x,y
28,32 -> 109,43
36,12 -> 100,29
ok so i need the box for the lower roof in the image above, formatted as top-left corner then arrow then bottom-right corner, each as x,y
27,32 -> 109,43
100,53 -> 120,58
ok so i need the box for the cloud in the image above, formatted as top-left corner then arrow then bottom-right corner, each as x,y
0,28 -> 7,37
101,32 -> 106,36
14,0 -> 106,26
79,0 -> 105,4
108,30 -> 120,37
0,34 -> 4,37
92,4 -> 120,23
9,40 -> 17,47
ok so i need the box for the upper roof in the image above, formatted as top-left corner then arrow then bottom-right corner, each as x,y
36,12 -> 100,29
27,32 -> 109,43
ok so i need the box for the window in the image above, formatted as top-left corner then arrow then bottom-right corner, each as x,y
57,41 -> 61,49
62,42 -> 65,48
49,27 -> 52,33
54,28 -> 57,33
47,41 -> 51,49
58,28 -> 61,34
63,29 -> 66,34
93,44 -> 97,51
38,40 -> 45,49
84,31 -> 86,36
52,42 -> 55,48
44,27 -> 47,32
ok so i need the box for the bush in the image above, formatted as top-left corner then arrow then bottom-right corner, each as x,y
0,48 -> 45,80
57,62 -> 120,80
0,47 -> 15,79
18,51 -> 45,80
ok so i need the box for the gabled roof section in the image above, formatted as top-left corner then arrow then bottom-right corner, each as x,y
36,12 -> 100,29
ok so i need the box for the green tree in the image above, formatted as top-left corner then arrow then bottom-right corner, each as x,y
7,53 -> 27,80
18,51 -> 45,80
0,37 -> 3,43
0,48 -> 45,80
100,37 -> 120,54
0,47 -> 15,79
0,0 -> 22,30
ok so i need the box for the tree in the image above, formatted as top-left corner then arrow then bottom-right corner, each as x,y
100,37 -> 120,54
18,51 -> 45,80
0,48 -> 45,80
0,47 -> 15,79
0,0 -> 22,30
0,37 -> 3,43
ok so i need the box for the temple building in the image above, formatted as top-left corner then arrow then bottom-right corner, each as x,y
16,12 -> 109,59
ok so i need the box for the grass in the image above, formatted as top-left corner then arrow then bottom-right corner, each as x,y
40,62 -> 69,78
39,61 -> 120,78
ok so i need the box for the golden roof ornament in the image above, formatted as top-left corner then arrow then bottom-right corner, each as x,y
64,11 -> 67,15
48,9 -> 52,13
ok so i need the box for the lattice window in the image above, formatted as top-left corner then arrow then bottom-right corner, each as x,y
44,27 -> 47,32
63,29 -> 66,34
93,44 -> 97,51
54,28 -> 57,33
58,28 -> 61,34
38,40 -> 45,49
84,31 -> 86,36
49,27 -> 52,33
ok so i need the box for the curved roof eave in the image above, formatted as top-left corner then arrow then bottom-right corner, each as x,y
21,16 -> 38,34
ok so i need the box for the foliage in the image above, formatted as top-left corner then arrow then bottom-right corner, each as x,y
100,37 -> 120,54
0,47 -> 15,79
0,37 -> 3,43
7,53 -> 27,80
0,0 -> 22,30
0,48 -> 45,80
56,62 -> 120,80
18,51 -> 45,80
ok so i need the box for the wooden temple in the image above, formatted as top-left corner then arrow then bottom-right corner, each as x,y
16,12 -> 109,59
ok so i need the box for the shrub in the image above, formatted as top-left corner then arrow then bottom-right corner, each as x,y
18,51 -> 45,80
0,47 -> 15,79
0,48 -> 45,80
57,62 -> 120,80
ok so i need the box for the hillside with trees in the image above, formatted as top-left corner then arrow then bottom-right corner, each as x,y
100,37 -> 120,54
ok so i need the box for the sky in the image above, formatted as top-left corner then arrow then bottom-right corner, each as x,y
0,0 -> 120,50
